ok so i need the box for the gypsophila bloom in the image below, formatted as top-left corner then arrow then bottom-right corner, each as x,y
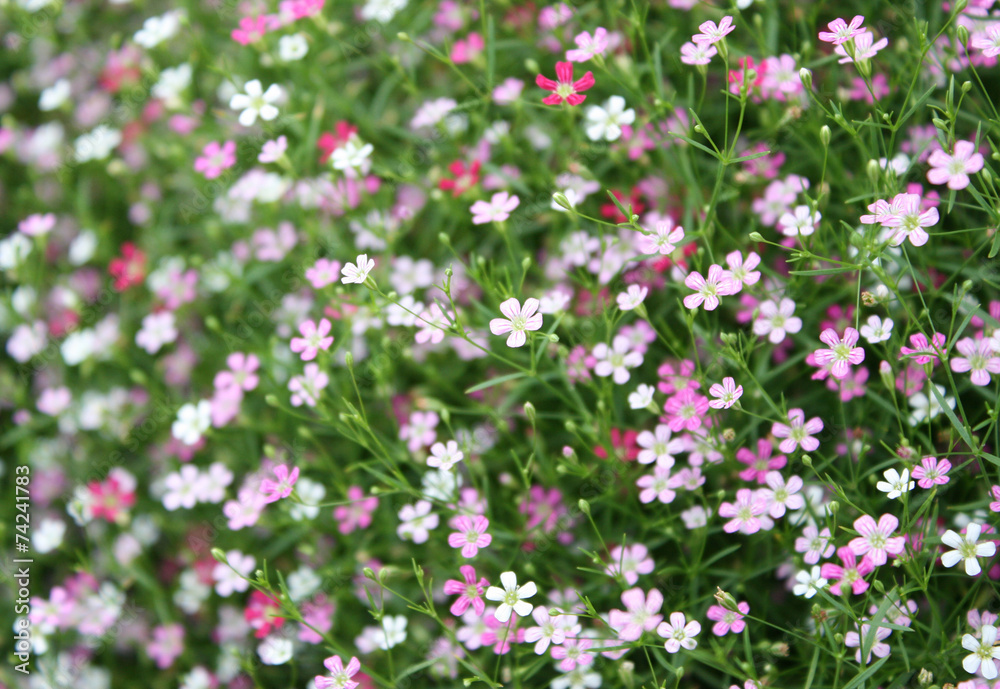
260,464 -> 299,503
628,384 -> 655,410
772,409 -> 823,453
708,377 -> 743,409
754,298 -> 802,344
171,400 -> 211,445
638,219 -> 685,254
657,612 -> 700,653
908,384 -> 955,426
680,41 -> 717,65
289,319 -> 334,361
792,566 -> 828,598
397,500 -> 439,544
813,327 -> 865,379
845,622 -> 891,665
341,254 -> 375,284
447,515 -> 492,558
941,523 -> 997,576
485,571 -> 536,623
470,192 -> 519,224
951,337 -> 1000,386
849,513 -> 905,566
566,27 -> 609,62
876,467 -> 914,500
706,600 -> 749,636
536,62 -> 595,105
617,285 -> 648,311
427,440 -> 464,471
927,140 -> 984,190
818,15 -> 865,44
593,335 -> 644,384
229,80 -> 283,126
963,624 -> 1000,679
683,264 -> 737,311
911,456 -> 951,488
584,96 -> 635,142
489,297 -> 543,348
860,315 -> 893,343
692,16 -> 735,45
315,655 -> 361,689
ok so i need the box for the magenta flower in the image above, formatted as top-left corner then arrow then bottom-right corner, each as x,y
260,464 -> 299,503
706,600 -> 749,636
662,388 -> 709,432
771,409 -> 824,453
911,456 -> 950,488
818,16 -> 866,44
489,297 -> 543,348
194,140 -> 237,179
813,327 -> 865,379
443,565 -> 489,616
990,485 -> 1000,513
470,191 -> 520,224
899,332 -> 946,365
447,515 -> 492,558
821,547 -> 875,595
608,587 -> 664,642
719,488 -> 770,534
692,16 -> 735,45
683,264 -> 737,311
735,438 -> 786,484
951,336 -> 1000,386
927,140 -> 984,190
536,61 -> 595,106
290,318 -> 334,361
315,654 -> 361,689
848,513 -> 905,566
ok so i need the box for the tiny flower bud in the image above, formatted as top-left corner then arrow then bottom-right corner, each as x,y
961,79 -> 972,93
521,256 -> 531,271
565,420 -> 577,433
748,231 -> 765,242
578,498 -> 591,515
828,500 -> 839,513
265,394 -> 280,407
799,67 -> 813,90
396,32 -> 411,42
438,232 -> 451,245
867,158 -> 882,182
873,579 -> 885,593
722,428 -> 736,442
801,454 -> 812,466
693,124 -> 706,134
524,402 -> 536,425
820,125 -> 831,146
345,351 -> 354,367
714,587 -> 739,612
917,668 -> 933,686
363,567 -> 376,580
211,548 -> 228,564
552,192 -> 573,211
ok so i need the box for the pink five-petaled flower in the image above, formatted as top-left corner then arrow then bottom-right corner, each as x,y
470,192 -> 520,224
813,327 -> 865,379
818,16 -> 865,44
656,612 -> 701,653
771,409 -> 824,453
333,486 -> 378,534
820,546 -> 875,595
706,601 -> 749,636
845,622 -> 891,665
834,30 -> 888,64
290,318 -> 334,361
927,140 -> 984,190
911,456 -> 951,488
951,337 -> 1000,386
608,588 -> 664,642
880,193 -> 938,247
719,488 -> 770,534
214,352 -> 260,393
535,62 -> 595,106
692,16 -> 734,45
447,515 -> 492,558
443,565 -> 489,617
973,24 -> 1000,58
683,264 -> 737,311
708,377 -> 743,409
566,27 -> 609,62
315,655 -> 361,689
194,140 -> 237,179
899,332 -> 946,365
260,464 -> 299,503
489,297 -> 543,348
848,513 -> 905,566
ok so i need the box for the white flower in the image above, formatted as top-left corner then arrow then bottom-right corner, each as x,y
0,234 -> 33,270
942,523 -> 997,576
360,0 -> 407,23
908,384 -> 955,426
213,550 -> 254,596
135,311 -> 177,354
288,477 -> 325,521
792,566 -> 827,598
377,615 -> 408,650
397,500 -> 438,543
172,400 -> 212,445
778,205 -> 821,237
593,335 -> 644,385
152,63 -> 192,108
617,285 -> 648,311
341,254 -> 375,284
39,79 -> 71,111
489,298 -> 543,348
33,518 -> 66,554
278,34 -> 309,62
286,566 -> 322,602
963,624 -> 1000,679
628,384 -> 655,410
875,467 -> 914,500
331,138 -> 374,172
229,80 -> 283,127
427,440 -> 464,471
134,11 -> 182,48
257,635 -> 294,665
584,96 -> 636,142
62,329 -> 96,366
485,571 -> 537,623
69,230 -> 98,265
74,125 -> 122,162
860,315 -> 893,343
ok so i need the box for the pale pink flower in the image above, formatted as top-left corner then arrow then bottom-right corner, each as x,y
680,41 -> 717,65
911,456 -> 951,489
194,140 -> 236,179
443,565 -> 489,617
290,318 -> 334,361
637,219 -> 684,254
692,16 -> 734,45
951,336 -> 1000,385
973,24 -> 1000,58
834,30 -> 888,63
708,377 -> 743,409
813,327 -> 865,379
927,140 -> 984,190
447,515 -> 492,558
566,27 -> 609,62
260,464 -> 299,503
306,258 -> 342,289
706,601 -> 749,636
315,655 -> 361,689
719,488 -> 771,534
771,409 -> 824,453
683,264 -> 737,311
899,332 -> 946,365
489,297 -> 543,348
608,588 -> 664,642
470,192 -> 520,224
818,16 -> 865,45
845,622 -> 891,664
848,513 -> 905,566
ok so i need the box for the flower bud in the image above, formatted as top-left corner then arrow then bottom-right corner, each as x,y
867,158 -> 882,183
820,125 -> 831,147
578,498 -> 591,515
714,587 -> 739,612
211,548 -> 228,564
438,232 -> 451,245
345,351 -> 354,367
552,192 -> 573,211
799,68 -> 813,91
524,402 -> 536,426
396,32 -> 411,42
748,231 -> 765,242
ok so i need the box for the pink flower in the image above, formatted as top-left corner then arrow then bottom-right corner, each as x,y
551,637 -> 594,671
927,140 -> 984,190
680,41 -> 717,65
821,547 -> 875,595
719,488 -> 771,534
260,464 -> 299,503
879,192 -> 938,246
973,24 -> 1000,58
683,264 -> 737,311
306,258 -> 342,289
662,388 -> 709,432
692,16 -> 734,45
470,192 -> 520,224
951,336 -> 1000,385
605,543 -> 654,586
447,515 -> 492,558
990,485 -> 1000,513
736,439 -> 786,484
315,654 -> 361,689
566,27 -> 609,62
818,16 -> 866,44
795,525 -> 835,564
771,409 -> 824,453
231,14 -> 280,45
708,377 -> 743,409
147,623 -> 185,669
608,588 -> 664,641
706,601 -> 749,636
333,486 -> 378,534
848,513 -> 905,566
489,297 -> 543,348
443,565 -> 489,616
290,318 -> 334,361
813,327 -> 865,379
536,62 -> 595,106
194,140 -> 236,179
911,456 -> 950,488
834,30 -> 888,63
214,352 -> 260,392
899,332 -> 946,365
844,622 -> 891,665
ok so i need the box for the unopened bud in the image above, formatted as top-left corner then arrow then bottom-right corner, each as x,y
961,79 -> 972,93
552,192 -> 573,211
396,32 -> 411,42
211,548 -> 227,564
524,402 -> 536,425
828,500 -> 840,513
345,352 -> 354,367
873,579 -> 885,593
748,231 -> 765,242
363,567 -> 376,580
867,158 -> 882,182
820,125 -> 831,147
714,587 -> 740,612
565,420 -> 577,433
578,499 -> 591,516
801,454 -> 812,467
799,67 -> 813,90
438,232 -> 451,245
694,124 -> 706,134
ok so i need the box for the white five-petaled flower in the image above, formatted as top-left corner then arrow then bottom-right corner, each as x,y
341,254 -> 375,285
963,624 -> 1000,679
656,612 -> 701,653
942,523 -> 997,576
859,315 -> 893,343
171,400 -> 212,445
792,565 -> 828,598
229,80 -> 284,127
331,137 -> 374,172
489,298 -> 543,348
592,335 -> 644,384
628,384 -> 655,410
485,571 -> 536,623
583,96 -> 636,142
876,467 -> 914,500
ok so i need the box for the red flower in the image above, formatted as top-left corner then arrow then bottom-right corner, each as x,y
244,591 -> 286,638
536,62 -> 595,105
109,242 -> 147,291
594,428 -> 640,462
438,160 -> 481,196
601,189 -> 646,223
88,476 -> 136,522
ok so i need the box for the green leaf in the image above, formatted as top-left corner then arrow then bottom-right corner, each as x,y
789,266 -> 861,276
841,655 -> 890,689
465,372 -> 527,393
